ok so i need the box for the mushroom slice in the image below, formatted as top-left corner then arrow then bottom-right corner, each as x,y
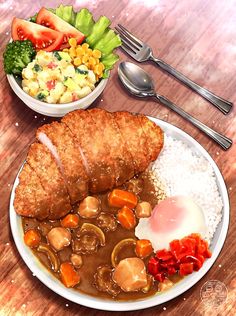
37,243 -> 59,272
80,223 -> 105,246
73,234 -> 99,254
111,238 -> 137,268
96,213 -> 117,232
73,223 -> 106,254
126,178 -> 144,195
94,265 -> 120,297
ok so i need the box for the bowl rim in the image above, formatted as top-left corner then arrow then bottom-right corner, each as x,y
7,72 -> 109,109
9,117 -> 230,311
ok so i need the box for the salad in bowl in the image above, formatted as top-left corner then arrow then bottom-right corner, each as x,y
3,5 -> 121,115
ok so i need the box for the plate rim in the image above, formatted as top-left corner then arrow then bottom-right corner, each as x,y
9,117 -> 230,311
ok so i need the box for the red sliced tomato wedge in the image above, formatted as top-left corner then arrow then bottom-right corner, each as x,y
36,8 -> 85,49
12,18 -> 64,52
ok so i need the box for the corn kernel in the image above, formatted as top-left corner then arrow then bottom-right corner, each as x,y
63,48 -> 69,53
95,58 -> 100,65
92,49 -> 102,59
99,62 -> 105,71
74,57 -> 82,66
87,48 -> 93,56
69,38 -> 77,47
88,57 -> 96,66
76,46 -> 84,56
89,64 -> 95,71
69,47 -> 76,58
94,64 -> 103,75
82,43 -> 89,51
82,55 -> 89,63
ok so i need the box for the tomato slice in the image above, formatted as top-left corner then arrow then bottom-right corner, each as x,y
11,18 -> 64,52
36,8 -> 85,49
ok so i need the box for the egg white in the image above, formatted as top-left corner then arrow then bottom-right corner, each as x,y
135,197 -> 207,251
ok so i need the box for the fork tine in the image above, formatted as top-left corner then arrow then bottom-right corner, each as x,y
115,27 -> 141,51
117,24 -> 143,47
120,43 -> 137,59
116,33 -> 140,54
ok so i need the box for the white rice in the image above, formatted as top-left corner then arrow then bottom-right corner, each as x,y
151,135 -> 223,242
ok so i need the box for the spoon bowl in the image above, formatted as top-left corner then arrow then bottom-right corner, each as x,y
118,62 -> 154,97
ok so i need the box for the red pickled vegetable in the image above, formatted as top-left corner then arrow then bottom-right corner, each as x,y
148,257 -> 159,276
148,233 -> 212,282
154,272 -> 165,282
156,249 -> 173,261
179,263 -> 194,276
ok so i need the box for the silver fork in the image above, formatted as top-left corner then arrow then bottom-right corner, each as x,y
115,24 -> 233,115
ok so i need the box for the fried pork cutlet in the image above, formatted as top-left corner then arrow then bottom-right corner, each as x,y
14,163 -> 50,219
89,108 -> 135,186
62,110 -> 115,193
37,121 -> 89,204
114,111 -> 150,174
138,115 -> 164,161
27,143 -> 71,219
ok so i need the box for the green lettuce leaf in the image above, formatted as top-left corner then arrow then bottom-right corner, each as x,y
101,53 -> 119,70
55,5 -> 75,25
94,30 -> 122,57
74,8 -> 95,37
86,16 -> 111,47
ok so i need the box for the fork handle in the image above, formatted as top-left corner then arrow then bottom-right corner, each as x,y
150,56 -> 233,114
155,94 -> 232,150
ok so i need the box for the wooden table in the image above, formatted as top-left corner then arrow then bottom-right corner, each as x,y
0,0 -> 235,315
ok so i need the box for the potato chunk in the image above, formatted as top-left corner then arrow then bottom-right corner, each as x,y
135,201 -> 152,218
112,258 -> 147,292
47,227 -> 71,251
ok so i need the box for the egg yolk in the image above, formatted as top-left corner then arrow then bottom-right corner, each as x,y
150,196 -> 189,233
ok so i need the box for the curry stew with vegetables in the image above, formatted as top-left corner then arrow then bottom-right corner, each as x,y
22,172 -> 182,300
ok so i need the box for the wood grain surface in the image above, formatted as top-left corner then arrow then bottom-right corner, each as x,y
0,0 -> 235,315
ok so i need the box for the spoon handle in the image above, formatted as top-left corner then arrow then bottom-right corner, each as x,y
155,94 -> 232,150
150,56 -> 233,114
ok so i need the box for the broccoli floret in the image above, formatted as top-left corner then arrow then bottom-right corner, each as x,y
3,40 -> 36,75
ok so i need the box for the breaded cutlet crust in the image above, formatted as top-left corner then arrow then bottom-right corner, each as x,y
62,110 -> 115,193
114,111 -> 150,174
27,143 -> 71,219
37,122 -> 89,204
89,108 -> 135,186
138,115 -> 164,161
14,163 -> 50,219
14,109 -> 165,220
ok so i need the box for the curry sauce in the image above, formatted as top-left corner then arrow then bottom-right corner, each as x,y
22,172 -> 182,301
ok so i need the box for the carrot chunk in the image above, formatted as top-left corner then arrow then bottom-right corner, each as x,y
60,262 -> 80,288
61,214 -> 79,228
117,206 -> 136,230
136,239 -> 153,258
24,229 -> 41,248
108,189 -> 138,209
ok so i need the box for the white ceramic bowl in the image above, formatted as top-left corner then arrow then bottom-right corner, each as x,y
9,117 -> 229,311
7,73 -> 109,117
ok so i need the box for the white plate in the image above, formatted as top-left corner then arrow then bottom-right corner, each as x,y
9,117 -> 229,311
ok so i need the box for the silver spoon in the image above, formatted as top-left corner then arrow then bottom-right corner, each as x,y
118,62 -> 232,150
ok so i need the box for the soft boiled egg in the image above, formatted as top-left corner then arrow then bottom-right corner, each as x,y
135,196 -> 207,251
